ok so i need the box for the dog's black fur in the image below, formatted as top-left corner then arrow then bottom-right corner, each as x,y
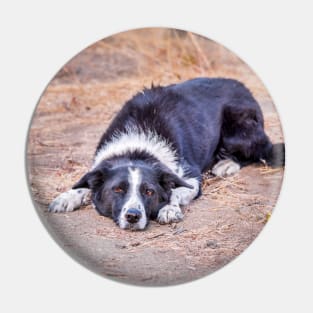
96,77 -> 283,172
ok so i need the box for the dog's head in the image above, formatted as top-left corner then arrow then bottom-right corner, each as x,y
72,161 -> 192,230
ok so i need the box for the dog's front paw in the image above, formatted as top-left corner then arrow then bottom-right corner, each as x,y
48,189 -> 89,213
157,204 -> 183,224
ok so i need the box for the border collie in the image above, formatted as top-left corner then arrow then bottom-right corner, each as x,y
49,78 -> 284,230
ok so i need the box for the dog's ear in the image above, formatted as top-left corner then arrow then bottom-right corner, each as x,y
73,167 -> 109,190
158,167 -> 193,190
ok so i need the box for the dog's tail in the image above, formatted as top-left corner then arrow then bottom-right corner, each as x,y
264,143 -> 285,168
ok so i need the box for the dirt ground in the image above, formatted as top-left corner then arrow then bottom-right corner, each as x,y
26,28 -> 284,286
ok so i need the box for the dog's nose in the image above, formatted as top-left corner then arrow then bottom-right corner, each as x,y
125,209 -> 142,224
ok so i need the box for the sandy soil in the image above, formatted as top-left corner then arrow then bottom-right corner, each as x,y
26,28 -> 284,286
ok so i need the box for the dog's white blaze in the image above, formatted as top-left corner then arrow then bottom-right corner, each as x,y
93,127 -> 184,176
118,167 -> 147,229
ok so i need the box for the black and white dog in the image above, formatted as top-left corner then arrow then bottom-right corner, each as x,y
49,78 -> 284,230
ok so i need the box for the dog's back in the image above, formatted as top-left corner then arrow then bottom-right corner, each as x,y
96,78 -> 277,174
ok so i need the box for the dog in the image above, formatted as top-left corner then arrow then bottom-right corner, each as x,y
49,78 -> 284,230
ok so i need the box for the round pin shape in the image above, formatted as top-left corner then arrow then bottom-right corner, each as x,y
26,27 -> 285,286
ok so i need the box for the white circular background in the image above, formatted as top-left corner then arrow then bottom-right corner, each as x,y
1,1 -> 312,312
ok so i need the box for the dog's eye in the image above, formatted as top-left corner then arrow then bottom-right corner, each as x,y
113,186 -> 124,193
145,189 -> 154,196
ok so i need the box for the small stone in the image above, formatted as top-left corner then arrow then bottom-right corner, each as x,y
206,240 -> 219,249
130,242 -> 141,247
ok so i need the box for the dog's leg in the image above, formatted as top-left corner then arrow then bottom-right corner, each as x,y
157,178 -> 200,224
48,188 -> 90,213
211,159 -> 240,177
